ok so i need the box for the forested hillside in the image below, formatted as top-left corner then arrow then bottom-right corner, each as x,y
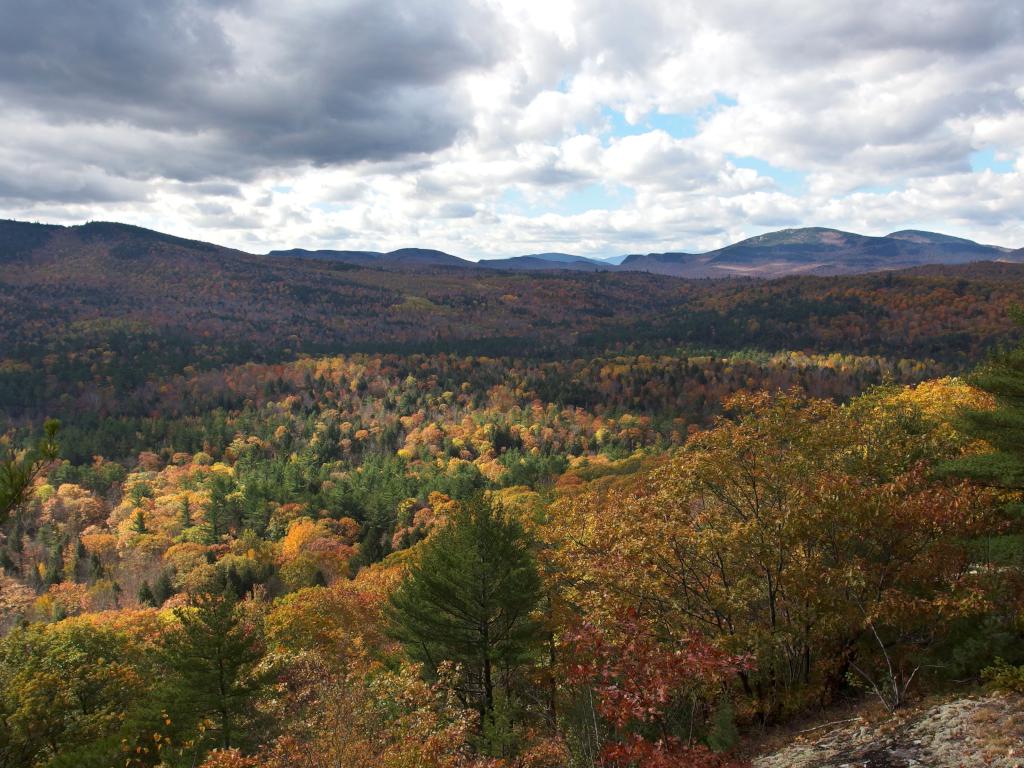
2,221 -> 1024,768
3,220 -> 1023,421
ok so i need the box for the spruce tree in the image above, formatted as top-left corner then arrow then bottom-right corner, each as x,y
387,498 -> 542,729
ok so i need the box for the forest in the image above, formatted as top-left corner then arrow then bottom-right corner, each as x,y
2,220 -> 1023,420
2,232 -> 1024,766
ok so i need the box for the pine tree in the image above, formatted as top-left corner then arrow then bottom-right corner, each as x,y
138,581 -> 156,607
163,592 -> 265,751
131,509 -> 147,534
945,310 -> 1024,495
387,498 -> 543,730
179,497 -> 191,529
204,475 -> 236,544
0,419 -> 59,527
241,489 -> 269,537
153,570 -> 175,605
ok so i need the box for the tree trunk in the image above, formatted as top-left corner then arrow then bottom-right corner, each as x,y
482,622 -> 494,722
548,629 -> 557,729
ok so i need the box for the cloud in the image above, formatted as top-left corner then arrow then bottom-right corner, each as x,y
0,0 -> 1022,255
0,0 -> 499,183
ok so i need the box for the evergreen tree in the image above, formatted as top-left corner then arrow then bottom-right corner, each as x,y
945,311 -> 1024,496
163,592 -> 265,752
241,487 -> 269,536
43,536 -> 63,586
129,482 -> 152,506
387,498 -> 543,733
223,564 -> 245,599
131,509 -> 147,534
178,497 -> 191,529
204,501 -> 223,544
153,570 -> 175,605
138,581 -> 156,607
0,419 -> 59,527
706,696 -> 740,753
204,474 -> 237,543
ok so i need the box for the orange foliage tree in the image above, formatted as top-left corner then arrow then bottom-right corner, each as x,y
547,382 -> 996,719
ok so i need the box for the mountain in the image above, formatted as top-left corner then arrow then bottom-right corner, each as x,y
618,251 -> 701,274
0,217 -> 711,404
269,248 -> 381,263
0,219 -> 63,261
518,252 -> 596,263
3,219 -> 1020,286
598,254 -> 631,265
268,227 -> 1018,277
476,252 -> 613,271
5,215 -> 1024,422
886,229 -> 983,245
0,219 -> 233,264
619,227 -> 1018,278
269,246 -> 468,268
273,248 -> 615,271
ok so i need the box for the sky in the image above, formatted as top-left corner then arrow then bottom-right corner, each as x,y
0,0 -> 1022,259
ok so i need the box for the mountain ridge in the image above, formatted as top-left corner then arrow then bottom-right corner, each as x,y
268,246 -> 466,267
620,226 -> 1019,277
2,218 -> 1020,278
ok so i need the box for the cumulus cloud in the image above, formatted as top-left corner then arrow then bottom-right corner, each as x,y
0,0 -> 1022,255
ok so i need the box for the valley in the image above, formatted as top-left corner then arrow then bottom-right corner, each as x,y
2,216 -> 1024,767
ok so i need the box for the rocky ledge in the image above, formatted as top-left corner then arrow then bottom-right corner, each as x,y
754,694 -> 1024,768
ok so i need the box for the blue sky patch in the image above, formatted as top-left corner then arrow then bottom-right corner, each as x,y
970,148 -> 1014,173
849,184 -> 897,195
556,183 -> 634,215
497,188 -> 541,216
601,107 -> 697,139
498,184 -> 633,217
599,93 -> 735,142
728,155 -> 806,195
312,201 -> 348,213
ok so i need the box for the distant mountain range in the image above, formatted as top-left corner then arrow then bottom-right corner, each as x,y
270,226 -> 1020,277
4,215 -> 1024,417
266,247 -> 622,271
2,218 -> 1020,279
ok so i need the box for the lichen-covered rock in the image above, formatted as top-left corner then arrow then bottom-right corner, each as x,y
755,695 -> 1024,768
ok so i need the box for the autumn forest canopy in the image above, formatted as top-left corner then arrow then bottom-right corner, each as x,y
2,221 -> 1024,767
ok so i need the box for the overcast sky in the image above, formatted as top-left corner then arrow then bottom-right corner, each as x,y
1,0 -> 1022,258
